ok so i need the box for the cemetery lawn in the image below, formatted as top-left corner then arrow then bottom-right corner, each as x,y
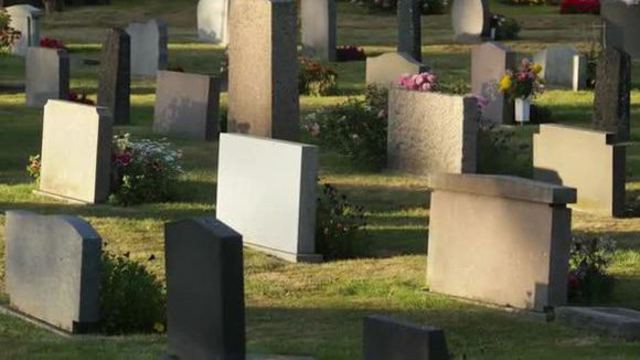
1,0 -> 640,358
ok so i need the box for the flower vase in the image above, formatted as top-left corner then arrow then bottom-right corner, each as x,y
515,97 -> 531,124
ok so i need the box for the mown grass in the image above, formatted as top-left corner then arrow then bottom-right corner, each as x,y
1,0 -> 640,359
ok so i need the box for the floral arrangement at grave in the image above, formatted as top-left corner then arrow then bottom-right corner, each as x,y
68,91 -> 95,105
26,154 -> 41,181
560,0 -> 600,14
568,234 -> 616,305
0,8 -> 20,52
299,57 -> 338,96
397,71 -> 438,92
40,37 -> 67,50
488,13 -> 521,40
336,45 -> 366,62
498,59 -> 544,123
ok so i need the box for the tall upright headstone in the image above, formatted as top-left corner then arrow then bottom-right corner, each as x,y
6,5 -> 43,56
533,45 -> 580,88
301,0 -> 337,62
228,0 -> 299,141
601,0 -> 640,58
125,19 -> 168,77
5,210 -> 102,333
197,0 -> 230,44
593,47 -> 631,141
471,42 -> 516,124
397,0 -> 422,62
165,217 -> 245,359
97,28 -> 130,125
451,0 -> 490,42
25,47 -> 70,108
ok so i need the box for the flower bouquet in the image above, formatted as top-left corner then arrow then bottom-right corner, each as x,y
498,59 -> 544,123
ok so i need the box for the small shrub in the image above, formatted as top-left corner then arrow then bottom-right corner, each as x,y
568,235 -> 616,305
490,14 -> 521,40
316,182 -> 367,260
99,251 -> 166,335
0,9 -> 20,51
336,45 -> 367,62
299,57 -> 338,96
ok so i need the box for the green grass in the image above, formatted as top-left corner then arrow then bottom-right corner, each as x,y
1,0 -> 640,359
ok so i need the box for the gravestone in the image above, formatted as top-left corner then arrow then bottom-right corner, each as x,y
125,19 -> 168,77
387,89 -> 479,175
5,210 -> 102,333
197,0 -> 230,44
451,0 -> 490,42
228,0 -> 299,141
533,45 -> 580,88
25,47 -> 70,108
366,52 -> 429,89
165,217 -> 245,359
601,0 -> 640,58
363,315 -> 449,360
301,0 -> 336,62
38,100 -> 112,204
216,133 -> 321,262
97,28 -> 130,125
572,54 -> 587,91
555,307 -> 640,340
153,70 -> 221,141
533,124 -> 626,217
593,47 -> 631,141
397,0 -> 422,62
6,5 -> 43,56
471,42 -> 516,124
427,173 -> 576,311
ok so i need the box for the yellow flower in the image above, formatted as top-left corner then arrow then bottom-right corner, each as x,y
532,63 -> 542,74
499,75 -> 512,92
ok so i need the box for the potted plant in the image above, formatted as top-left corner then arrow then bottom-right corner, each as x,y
498,59 -> 544,124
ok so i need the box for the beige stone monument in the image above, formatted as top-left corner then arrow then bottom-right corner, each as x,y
37,100 -> 113,204
533,124 -> 626,217
365,52 -> 429,89
427,173 -> 577,311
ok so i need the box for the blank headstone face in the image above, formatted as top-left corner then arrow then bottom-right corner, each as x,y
25,47 -> 70,108
153,71 -> 221,141
387,89 -> 479,175
396,0 -> 422,62
6,5 -> 43,56
451,0 -> 489,41
38,100 -> 113,204
5,210 -> 102,333
216,133 -> 320,262
366,52 -> 429,89
165,217 -> 245,359
125,19 -> 168,76
593,47 -> 631,141
602,0 -> 640,58
301,0 -> 337,61
228,0 -> 300,141
197,0 -> 230,44
363,315 -> 449,360
97,28 -> 131,125
471,42 -> 516,124
533,46 -> 579,88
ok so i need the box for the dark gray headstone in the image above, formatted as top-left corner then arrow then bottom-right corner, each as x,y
471,41 -> 516,124
5,210 -> 102,333
97,28 -> 130,125
397,0 -> 422,62
165,217 -> 246,360
593,47 -> 631,141
556,306 -> 640,340
363,315 -> 449,360
25,47 -> 70,108
601,0 -> 640,58
301,0 -> 336,62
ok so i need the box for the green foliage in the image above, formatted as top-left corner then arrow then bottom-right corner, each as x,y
0,9 -> 21,51
492,15 -> 521,40
316,183 -> 368,260
99,252 -> 166,335
438,78 -> 471,95
568,235 -> 616,305
26,154 -> 41,180
299,57 -> 338,96
306,86 -> 388,169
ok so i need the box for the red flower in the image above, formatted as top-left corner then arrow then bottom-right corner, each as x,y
40,37 -> 67,50
560,0 -> 600,14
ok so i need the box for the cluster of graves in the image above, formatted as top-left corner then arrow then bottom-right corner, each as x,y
2,0 -> 640,358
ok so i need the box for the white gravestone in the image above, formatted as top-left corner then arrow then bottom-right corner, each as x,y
125,19 -> 168,76
197,0 -> 230,44
6,5 -> 43,56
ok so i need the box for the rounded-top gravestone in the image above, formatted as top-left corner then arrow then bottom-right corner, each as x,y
197,0 -> 229,44
451,0 -> 489,42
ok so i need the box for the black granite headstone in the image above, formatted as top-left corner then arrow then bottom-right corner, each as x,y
397,0 -> 422,62
593,46 -> 631,141
97,28 -> 130,125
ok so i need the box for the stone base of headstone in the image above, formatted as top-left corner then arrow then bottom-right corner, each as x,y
32,189 -> 92,204
245,242 -> 324,263
0,304 -> 76,337
555,306 -> 640,340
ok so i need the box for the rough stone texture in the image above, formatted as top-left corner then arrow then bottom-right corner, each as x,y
366,52 -> 429,89
593,47 -> 631,142
38,100 -> 113,204
5,210 -> 102,333
153,71 -> 220,141
572,54 -> 587,91
451,0 -> 490,42
601,0 -> 640,58
216,134 -> 320,262
363,315 -> 449,360
125,19 -> 168,77
301,0 -> 336,62
165,217 -> 245,359
533,45 -> 580,88
471,41 -> 516,124
6,5 -> 43,56
197,0 -> 230,44
25,47 -> 69,108
555,307 -> 640,341
228,0 -> 299,141
387,89 -> 479,176
97,28 -> 130,125
427,173 -> 576,311
533,124 -> 626,217
397,0 -> 422,62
